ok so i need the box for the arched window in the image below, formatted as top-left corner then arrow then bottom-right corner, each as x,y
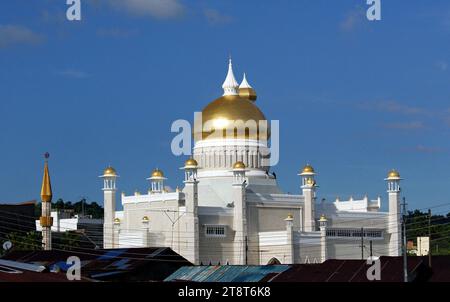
267,257 -> 281,265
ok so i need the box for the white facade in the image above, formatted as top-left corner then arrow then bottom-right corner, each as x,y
101,61 -> 403,265
36,211 -> 103,233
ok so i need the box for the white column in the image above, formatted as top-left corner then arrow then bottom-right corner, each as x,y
285,215 -> 294,264
41,201 -> 52,250
388,187 -> 401,256
184,176 -> 200,265
233,173 -> 247,265
303,187 -> 315,232
103,179 -> 116,249
142,219 -> 149,247
113,220 -> 120,248
319,216 -> 328,263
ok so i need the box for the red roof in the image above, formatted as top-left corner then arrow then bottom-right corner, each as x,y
271,256 -> 427,282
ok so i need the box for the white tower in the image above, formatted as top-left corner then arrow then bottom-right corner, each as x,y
100,166 -> 118,249
182,158 -> 200,264
318,214 -> 328,263
299,164 -> 317,232
232,161 -> 247,265
147,168 -> 166,193
385,169 -> 402,256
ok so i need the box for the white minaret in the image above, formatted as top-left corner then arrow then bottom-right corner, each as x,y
222,58 -> 239,96
285,214 -> 294,264
385,169 -> 402,256
232,161 -> 247,265
100,166 -> 118,249
147,168 -> 166,193
40,152 -> 53,250
182,158 -> 200,264
299,164 -> 317,232
318,214 -> 328,263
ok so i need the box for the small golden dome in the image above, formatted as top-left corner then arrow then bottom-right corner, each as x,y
103,166 -> 117,176
142,216 -> 149,222
319,214 -> 327,222
301,164 -> 315,174
113,218 -> 121,224
233,161 -> 246,169
286,213 -> 294,220
239,87 -> 257,101
185,158 -> 198,168
151,168 -> 164,178
387,169 -> 400,179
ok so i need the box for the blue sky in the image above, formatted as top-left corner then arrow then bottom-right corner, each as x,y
1,0 -> 450,212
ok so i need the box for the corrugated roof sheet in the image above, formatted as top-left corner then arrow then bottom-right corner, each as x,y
271,256 -> 427,282
2,247 -> 191,281
165,265 -> 290,282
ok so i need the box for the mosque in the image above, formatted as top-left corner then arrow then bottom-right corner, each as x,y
101,60 -> 403,265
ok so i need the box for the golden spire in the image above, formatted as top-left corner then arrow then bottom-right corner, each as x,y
40,152 -> 52,203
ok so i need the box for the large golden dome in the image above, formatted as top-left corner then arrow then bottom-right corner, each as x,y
195,95 -> 269,141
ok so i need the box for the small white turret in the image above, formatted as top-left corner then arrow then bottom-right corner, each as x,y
147,168 -> 166,193
222,58 -> 239,96
238,73 -> 257,101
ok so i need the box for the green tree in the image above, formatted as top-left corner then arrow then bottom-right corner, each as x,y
6,231 -> 42,251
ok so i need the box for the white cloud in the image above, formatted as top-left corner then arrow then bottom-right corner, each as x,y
96,28 -> 139,38
357,100 -> 429,116
436,60 -> 448,71
0,25 -> 44,48
108,0 -> 185,19
204,8 -> 233,25
339,7 -> 365,32
381,121 -> 425,130
400,145 -> 445,154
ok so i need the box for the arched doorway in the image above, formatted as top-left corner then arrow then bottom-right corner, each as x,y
267,257 -> 281,265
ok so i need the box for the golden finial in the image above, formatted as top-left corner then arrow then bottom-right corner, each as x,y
40,152 -> 52,203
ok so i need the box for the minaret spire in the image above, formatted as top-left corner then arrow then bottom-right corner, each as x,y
40,152 -> 53,250
222,57 -> 239,96
238,72 -> 257,101
40,154 -> 52,202
239,73 -> 252,89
